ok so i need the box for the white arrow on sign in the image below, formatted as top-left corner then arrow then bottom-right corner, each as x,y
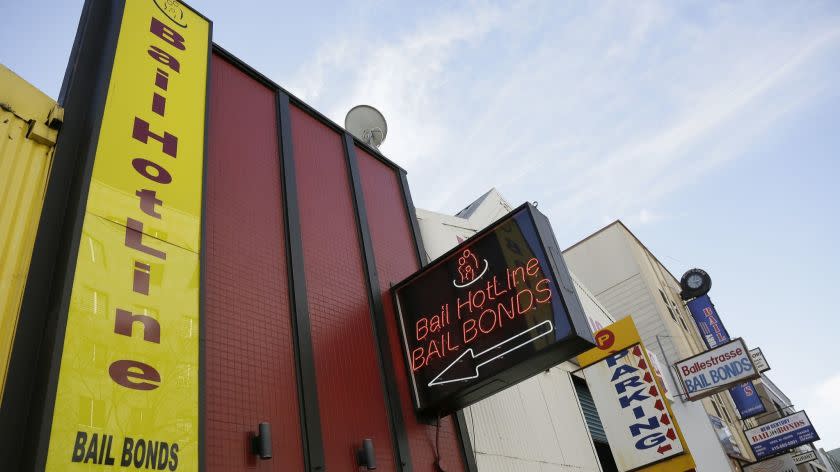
427,320 -> 554,387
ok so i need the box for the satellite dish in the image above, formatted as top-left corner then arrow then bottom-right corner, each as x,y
345,105 -> 387,149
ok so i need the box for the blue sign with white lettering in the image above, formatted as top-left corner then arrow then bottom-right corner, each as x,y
686,295 -> 765,418
745,411 -> 820,460
728,382 -> 764,417
686,295 -> 730,348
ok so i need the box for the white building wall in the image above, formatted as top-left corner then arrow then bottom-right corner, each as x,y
564,222 -> 739,472
464,364 -> 601,472
416,190 -> 606,472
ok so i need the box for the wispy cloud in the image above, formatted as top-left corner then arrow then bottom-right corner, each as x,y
800,372 -> 840,449
284,0 -> 840,240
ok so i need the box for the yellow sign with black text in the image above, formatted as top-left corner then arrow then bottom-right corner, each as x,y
46,1 -> 209,470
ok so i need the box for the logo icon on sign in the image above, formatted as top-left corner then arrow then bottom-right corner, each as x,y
453,248 -> 489,288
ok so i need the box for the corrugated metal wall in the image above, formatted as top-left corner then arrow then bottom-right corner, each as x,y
0,65 -> 61,402
574,377 -> 607,443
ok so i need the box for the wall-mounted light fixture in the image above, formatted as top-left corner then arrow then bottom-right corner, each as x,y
252,422 -> 272,460
357,438 -> 376,470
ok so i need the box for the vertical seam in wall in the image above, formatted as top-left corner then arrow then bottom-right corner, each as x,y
343,133 -> 413,472
276,91 -> 325,471
198,18 -> 213,472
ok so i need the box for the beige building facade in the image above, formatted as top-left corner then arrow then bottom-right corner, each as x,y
564,221 -> 756,471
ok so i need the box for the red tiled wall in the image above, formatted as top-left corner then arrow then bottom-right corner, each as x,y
205,54 -> 303,471
291,106 -> 396,471
356,147 -> 466,472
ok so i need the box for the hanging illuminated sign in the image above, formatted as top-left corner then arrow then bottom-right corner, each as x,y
577,317 -> 694,472
45,1 -> 209,470
393,204 -> 595,415
744,411 -> 820,461
674,338 -> 759,401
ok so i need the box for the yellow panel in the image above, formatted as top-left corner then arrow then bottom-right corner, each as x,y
577,316 -> 642,367
0,65 -> 59,403
45,1 -> 209,469
47,216 -> 200,469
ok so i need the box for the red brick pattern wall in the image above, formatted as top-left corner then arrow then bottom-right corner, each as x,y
291,106 -> 397,471
205,54 -> 304,471
356,146 -> 466,472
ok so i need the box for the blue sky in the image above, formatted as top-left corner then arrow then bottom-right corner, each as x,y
3,0 -> 840,451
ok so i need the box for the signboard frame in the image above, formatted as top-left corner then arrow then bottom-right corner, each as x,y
686,295 -> 766,419
792,450 -> 817,465
744,410 -> 820,461
749,347 -> 770,373
673,338 -> 760,401
392,203 -> 595,416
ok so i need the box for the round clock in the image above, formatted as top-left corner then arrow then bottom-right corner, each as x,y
686,273 -> 703,290
679,268 -> 711,300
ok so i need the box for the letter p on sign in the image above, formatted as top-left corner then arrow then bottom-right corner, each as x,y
596,329 -> 615,350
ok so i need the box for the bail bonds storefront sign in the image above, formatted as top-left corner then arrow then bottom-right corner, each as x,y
393,204 -> 595,415
674,338 -> 759,400
45,1 -> 209,470
686,295 -> 765,419
578,317 -> 694,472
744,411 -> 820,461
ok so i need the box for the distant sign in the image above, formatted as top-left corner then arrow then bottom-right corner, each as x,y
729,381 -> 765,418
393,204 -> 595,415
686,295 -> 765,419
744,411 -> 820,460
743,453 -> 797,472
750,348 -> 770,373
792,450 -> 817,465
674,338 -> 759,400
578,317 -> 694,472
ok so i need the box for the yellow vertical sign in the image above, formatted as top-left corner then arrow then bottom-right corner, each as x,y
577,317 -> 695,472
46,1 -> 209,470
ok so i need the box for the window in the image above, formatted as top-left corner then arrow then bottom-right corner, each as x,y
711,400 -> 722,418
659,290 -> 678,322
722,406 -> 733,424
